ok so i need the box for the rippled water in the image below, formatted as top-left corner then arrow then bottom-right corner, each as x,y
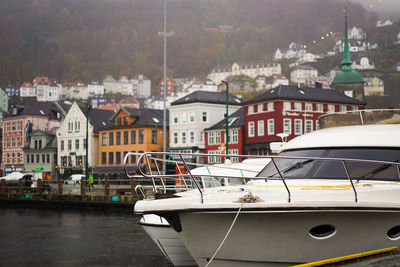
0,207 -> 171,267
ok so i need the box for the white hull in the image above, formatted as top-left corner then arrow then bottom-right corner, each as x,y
140,215 -> 196,266
178,209 -> 400,266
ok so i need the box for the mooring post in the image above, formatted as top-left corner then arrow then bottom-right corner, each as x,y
80,178 -> 85,195
37,179 -> 42,195
58,179 -> 63,195
105,178 -> 109,196
1,179 -> 6,193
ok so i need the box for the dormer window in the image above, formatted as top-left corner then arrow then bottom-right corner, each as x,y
117,117 -> 122,126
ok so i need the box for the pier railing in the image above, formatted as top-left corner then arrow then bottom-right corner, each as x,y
132,151 -> 400,204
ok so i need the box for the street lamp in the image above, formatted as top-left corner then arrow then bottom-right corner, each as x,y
85,102 -> 90,178
221,80 -> 229,158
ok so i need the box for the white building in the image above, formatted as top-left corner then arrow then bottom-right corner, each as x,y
290,65 -> 318,84
207,62 -> 281,85
352,56 -> 374,70
168,91 -> 242,158
349,26 -> 366,40
88,81 -> 105,96
376,19 -> 393,28
364,77 -> 384,96
63,82 -> 88,100
56,102 -> 114,176
131,74 -> 151,98
273,42 -> 307,61
20,82 -> 36,97
36,82 -> 61,102
103,75 -> 118,93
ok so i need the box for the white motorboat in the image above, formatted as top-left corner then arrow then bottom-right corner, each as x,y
135,123 -> 400,266
135,159 -> 269,267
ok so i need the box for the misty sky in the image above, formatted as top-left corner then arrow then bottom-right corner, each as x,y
349,0 -> 400,17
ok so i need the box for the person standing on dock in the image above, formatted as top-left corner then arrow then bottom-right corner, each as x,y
88,174 -> 94,192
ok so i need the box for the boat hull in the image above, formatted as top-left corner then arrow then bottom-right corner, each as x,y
178,209 -> 400,267
140,217 -> 196,266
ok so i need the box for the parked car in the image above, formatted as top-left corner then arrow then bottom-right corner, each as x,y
64,174 -> 85,185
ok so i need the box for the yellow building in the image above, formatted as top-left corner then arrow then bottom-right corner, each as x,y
364,77 -> 384,96
96,107 -> 168,177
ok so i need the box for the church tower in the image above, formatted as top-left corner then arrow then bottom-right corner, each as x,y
331,8 -> 365,101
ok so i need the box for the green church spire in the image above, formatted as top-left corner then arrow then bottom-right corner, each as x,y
341,8 -> 352,70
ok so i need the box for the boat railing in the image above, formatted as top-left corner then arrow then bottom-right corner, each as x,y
123,152 -> 260,200
129,151 -> 400,204
318,109 -> 400,129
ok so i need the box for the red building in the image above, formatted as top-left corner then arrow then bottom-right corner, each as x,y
158,76 -> 176,96
244,85 -> 366,155
204,108 -> 244,163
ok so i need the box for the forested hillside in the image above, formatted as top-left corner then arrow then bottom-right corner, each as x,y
0,0 -> 382,89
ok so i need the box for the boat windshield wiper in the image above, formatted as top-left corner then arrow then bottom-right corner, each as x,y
266,159 -> 314,178
356,160 -> 398,182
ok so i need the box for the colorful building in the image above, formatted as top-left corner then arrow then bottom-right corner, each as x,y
96,107 -> 168,177
243,85 -> 366,155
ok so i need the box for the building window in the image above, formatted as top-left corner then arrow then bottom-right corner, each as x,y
294,102 -> 302,111
102,133 -> 107,145
208,151 -> 214,164
42,154 -> 46,163
83,139 -> 87,149
131,130 -> 136,144
316,103 -> 323,112
208,132 -> 214,145
190,131 -> 195,143
173,114 -> 178,124
248,122 -> 255,137
340,105 -> 347,112
117,117 -> 122,126
26,154 -> 30,163
116,152 -> 121,164
109,132 -> 114,145
75,139 -> 79,150
231,130 -> 238,144
305,120 -> 313,133
60,140 -> 64,151
68,140 -> 72,150
138,130 -> 144,144
108,152 -> 114,164
101,152 -> 106,164
328,104 -> 335,113
181,132 -> 186,144
215,132 -> 221,144
130,151 -> 137,164
124,131 -> 129,145
257,104 -> 263,113
36,155 -> 40,163
116,132 -> 121,145
283,119 -> 291,134
283,102 -> 291,110
181,112 -> 187,123
294,119 -> 302,135
305,103 -> 313,112
214,151 -> 221,163
316,120 -> 320,130
257,120 -> 264,136
151,130 -> 157,144
189,112 -> 195,122
231,149 -> 239,162
123,117 -> 128,125
123,151 -> 128,164
173,132 -> 178,144
267,119 -> 274,135
202,111 -> 208,122
248,105 -> 254,114
268,102 -> 274,111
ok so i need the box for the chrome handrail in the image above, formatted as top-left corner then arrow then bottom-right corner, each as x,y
130,151 -> 400,204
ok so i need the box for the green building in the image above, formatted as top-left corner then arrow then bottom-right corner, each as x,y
23,129 -> 58,180
331,9 -> 365,102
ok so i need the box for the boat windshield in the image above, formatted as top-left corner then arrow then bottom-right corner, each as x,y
257,148 -> 400,181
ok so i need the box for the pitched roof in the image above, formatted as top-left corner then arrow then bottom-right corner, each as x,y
245,85 -> 366,105
4,100 -> 65,119
171,90 -> 242,106
206,108 -> 244,131
88,109 -> 115,133
103,108 -> 169,130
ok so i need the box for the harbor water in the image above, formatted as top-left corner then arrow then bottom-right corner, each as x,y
0,206 -> 171,266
